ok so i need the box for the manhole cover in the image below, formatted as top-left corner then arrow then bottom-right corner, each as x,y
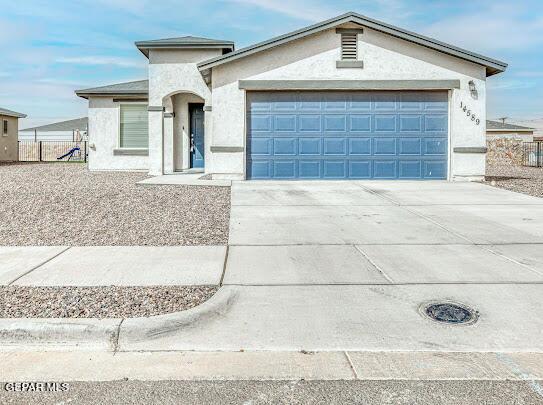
420,301 -> 478,325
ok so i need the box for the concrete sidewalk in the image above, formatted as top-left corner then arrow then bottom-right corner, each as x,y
0,246 -> 226,286
2,350 -> 543,382
137,172 -> 231,187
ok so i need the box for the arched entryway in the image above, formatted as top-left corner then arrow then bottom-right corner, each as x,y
162,91 -> 206,173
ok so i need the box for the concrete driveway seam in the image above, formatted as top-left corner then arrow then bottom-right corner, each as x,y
353,245 -> 394,283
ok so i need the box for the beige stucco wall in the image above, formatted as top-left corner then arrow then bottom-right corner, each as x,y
87,97 -> 149,171
0,115 -> 19,161
210,24 -> 488,180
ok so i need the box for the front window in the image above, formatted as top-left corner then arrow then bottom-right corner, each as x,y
3,119 -> 7,136
120,104 -> 148,148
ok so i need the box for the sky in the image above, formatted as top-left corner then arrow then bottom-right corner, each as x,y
1,0 -> 542,129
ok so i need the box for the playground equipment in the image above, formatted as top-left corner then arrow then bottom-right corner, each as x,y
56,129 -> 85,161
57,146 -> 81,161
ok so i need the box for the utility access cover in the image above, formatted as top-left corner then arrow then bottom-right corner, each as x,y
422,302 -> 478,325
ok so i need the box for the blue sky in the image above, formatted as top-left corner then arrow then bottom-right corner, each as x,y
1,0 -> 542,128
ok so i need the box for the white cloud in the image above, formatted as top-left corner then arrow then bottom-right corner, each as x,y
56,56 -> 145,69
225,0 -> 339,22
422,5 -> 543,54
487,80 -> 536,90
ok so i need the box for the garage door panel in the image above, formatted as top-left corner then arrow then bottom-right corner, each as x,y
323,160 -> 347,178
274,115 -> 297,131
249,160 -> 271,179
399,138 -> 422,155
324,115 -> 347,131
299,138 -> 321,155
374,115 -> 397,132
374,161 -> 397,178
349,161 -> 372,178
324,94 -> 347,110
299,115 -> 321,131
299,160 -> 321,178
373,94 -> 397,110
246,91 -> 448,180
250,138 -> 273,155
374,138 -> 396,155
399,93 -> 424,110
350,115 -> 372,132
425,115 -> 448,131
399,161 -> 422,178
273,160 -> 296,178
249,115 -> 272,132
324,138 -> 347,155
273,138 -> 297,155
399,115 -> 422,132
424,138 -> 447,155
349,138 -> 371,155
350,94 -> 372,110
424,161 -> 447,179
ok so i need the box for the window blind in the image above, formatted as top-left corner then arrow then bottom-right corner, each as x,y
120,104 -> 148,148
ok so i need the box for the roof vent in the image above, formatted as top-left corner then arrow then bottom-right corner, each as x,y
341,33 -> 358,60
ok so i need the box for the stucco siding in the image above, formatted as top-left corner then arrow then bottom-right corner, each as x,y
0,115 -> 19,161
87,97 -> 149,171
147,49 -> 218,175
210,25 -> 488,180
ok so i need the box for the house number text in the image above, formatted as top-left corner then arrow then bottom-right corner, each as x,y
459,101 -> 480,125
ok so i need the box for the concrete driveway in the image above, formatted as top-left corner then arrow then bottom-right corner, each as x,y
121,180 -> 543,352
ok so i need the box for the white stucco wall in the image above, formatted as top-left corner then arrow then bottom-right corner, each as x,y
147,49 -> 220,175
87,97 -> 149,171
210,24 -> 488,180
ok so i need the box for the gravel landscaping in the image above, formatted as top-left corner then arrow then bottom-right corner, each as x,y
0,286 -> 218,318
0,163 -> 230,245
485,164 -> 543,198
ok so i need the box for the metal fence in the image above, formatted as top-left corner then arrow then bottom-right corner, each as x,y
18,141 -> 87,162
523,142 -> 543,167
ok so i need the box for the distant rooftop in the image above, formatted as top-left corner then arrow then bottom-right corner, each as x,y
135,35 -> 234,57
487,120 -> 534,132
75,80 -> 148,99
21,117 -> 87,132
0,107 -> 27,118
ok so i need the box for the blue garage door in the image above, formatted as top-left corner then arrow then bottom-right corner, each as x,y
246,91 -> 448,179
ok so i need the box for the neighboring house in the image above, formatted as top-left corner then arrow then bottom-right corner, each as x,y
0,107 -> 27,162
486,120 -> 534,141
76,11 -> 507,180
19,117 -> 88,141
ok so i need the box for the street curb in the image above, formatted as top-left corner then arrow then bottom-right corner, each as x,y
0,287 -> 237,350
0,318 -> 122,350
118,286 -> 239,346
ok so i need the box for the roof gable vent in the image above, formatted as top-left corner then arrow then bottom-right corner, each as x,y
341,33 -> 358,60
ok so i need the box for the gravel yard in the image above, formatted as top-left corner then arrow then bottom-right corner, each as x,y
485,164 -> 543,198
0,163 -> 230,245
0,286 -> 218,318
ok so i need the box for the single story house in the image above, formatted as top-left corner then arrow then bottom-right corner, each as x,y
76,11 -> 507,180
19,117 -> 88,141
486,120 -> 534,142
0,107 -> 27,162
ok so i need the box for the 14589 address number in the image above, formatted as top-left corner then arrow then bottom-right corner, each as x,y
459,102 -> 480,125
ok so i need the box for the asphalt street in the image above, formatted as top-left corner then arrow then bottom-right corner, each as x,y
2,380 -> 543,405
